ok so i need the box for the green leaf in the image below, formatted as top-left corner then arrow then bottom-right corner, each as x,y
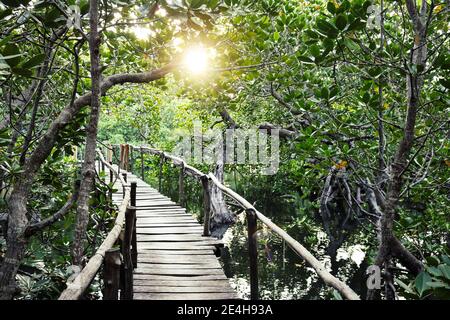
11,67 -> 33,77
321,87 -> 329,99
297,55 -> 314,64
309,44 -> 321,58
426,266 -> 443,277
2,43 -> 21,67
343,38 -> 360,52
395,278 -> 416,295
0,8 -> 12,20
316,18 -> 339,38
207,0 -> 220,9
21,53 -> 45,69
0,0 -> 20,7
426,256 -> 440,267
335,14 -> 347,30
415,271 -> 432,296
188,0 -> 204,9
332,289 -> 342,300
0,34 -> 14,48
327,1 -> 336,14
337,0 -> 350,13
438,264 -> 450,280
273,31 -> 280,42
426,281 -> 447,289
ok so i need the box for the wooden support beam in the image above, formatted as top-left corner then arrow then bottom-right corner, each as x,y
140,147 -> 145,180
246,208 -> 258,300
158,153 -> 163,192
130,182 -> 137,268
201,175 -> 211,237
122,173 -> 127,198
121,206 -> 136,300
179,163 -> 185,207
103,248 -> 121,300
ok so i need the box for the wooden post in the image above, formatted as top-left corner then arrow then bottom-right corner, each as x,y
122,173 -> 127,199
201,175 -> 211,236
140,147 -> 144,180
103,248 -> 121,300
119,144 -> 123,170
179,163 -> 185,207
108,161 -> 113,214
101,161 -> 105,179
130,182 -> 137,268
129,145 -> 134,174
119,144 -> 128,171
158,153 -> 163,192
107,145 -> 112,163
121,206 -> 135,300
246,208 -> 259,300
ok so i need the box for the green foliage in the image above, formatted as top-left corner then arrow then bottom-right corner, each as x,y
397,254 -> 450,299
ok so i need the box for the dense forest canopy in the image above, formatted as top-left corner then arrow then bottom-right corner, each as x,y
0,0 -> 449,300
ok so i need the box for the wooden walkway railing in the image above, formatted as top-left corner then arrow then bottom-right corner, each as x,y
58,151 -> 137,300
106,144 -> 360,300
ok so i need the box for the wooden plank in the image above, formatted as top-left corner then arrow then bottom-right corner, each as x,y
137,215 -> 192,219
135,206 -> 183,210
134,292 -> 237,300
134,268 -> 225,276
136,202 -> 177,206
137,243 -> 216,250
133,274 -> 227,281
137,219 -> 197,224
134,280 -> 231,287
138,255 -> 219,264
136,227 -> 203,234
136,234 -> 222,243
137,210 -> 191,214
134,286 -> 235,293
136,263 -> 222,269
136,249 -> 214,255
135,223 -> 200,228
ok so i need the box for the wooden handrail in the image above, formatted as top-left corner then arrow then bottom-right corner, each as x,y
208,173 -> 360,300
135,146 -> 205,179
58,150 -> 131,300
129,144 -> 360,300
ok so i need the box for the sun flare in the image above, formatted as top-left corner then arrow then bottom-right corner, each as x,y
183,46 -> 209,75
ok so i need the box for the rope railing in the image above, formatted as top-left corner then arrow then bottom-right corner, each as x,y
58,150 -> 137,300
113,143 -> 360,300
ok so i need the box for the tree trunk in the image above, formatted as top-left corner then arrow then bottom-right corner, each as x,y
209,162 -> 236,238
368,0 -> 427,299
71,0 -> 102,266
0,181 -> 30,299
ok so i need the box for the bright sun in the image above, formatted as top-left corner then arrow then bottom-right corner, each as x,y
183,46 -> 209,75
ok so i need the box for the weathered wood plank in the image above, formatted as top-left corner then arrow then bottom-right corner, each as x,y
134,292 -> 237,300
136,263 -> 222,269
135,223 -> 200,228
138,255 -> 219,264
133,274 -> 228,281
136,227 -> 203,234
134,268 -> 225,275
137,243 -> 216,250
134,286 -> 235,293
134,280 -> 231,287
136,234 -> 222,243
136,249 -> 214,255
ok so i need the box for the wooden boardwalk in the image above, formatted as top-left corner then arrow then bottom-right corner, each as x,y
109,168 -> 238,300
